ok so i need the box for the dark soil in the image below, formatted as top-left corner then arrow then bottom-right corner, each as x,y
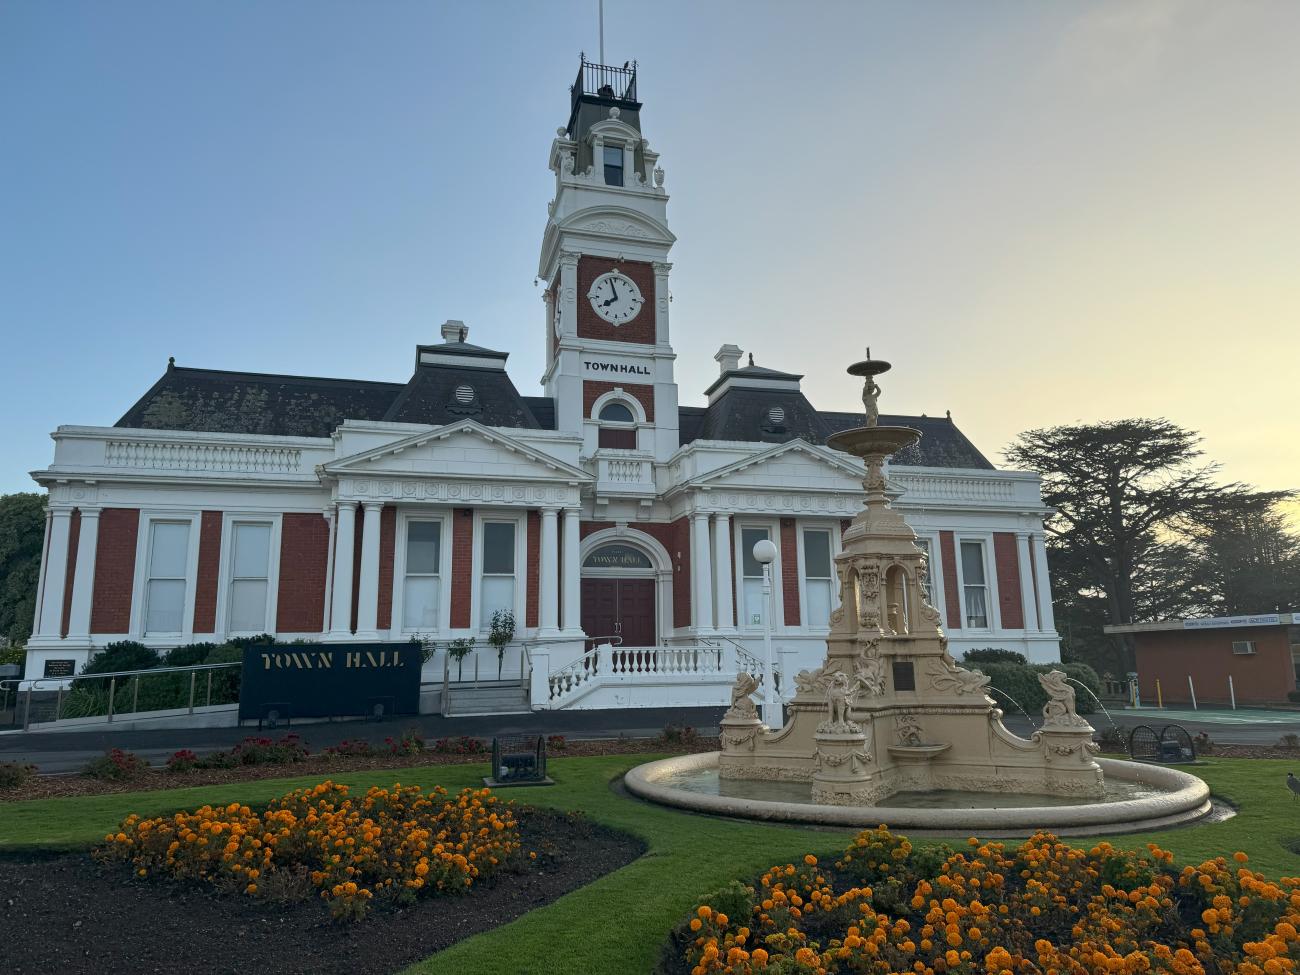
0,806 -> 645,975
0,734 -> 719,803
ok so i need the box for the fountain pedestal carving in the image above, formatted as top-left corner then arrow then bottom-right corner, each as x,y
719,352 -> 1104,804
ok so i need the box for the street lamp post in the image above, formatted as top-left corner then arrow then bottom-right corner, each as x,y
752,539 -> 783,729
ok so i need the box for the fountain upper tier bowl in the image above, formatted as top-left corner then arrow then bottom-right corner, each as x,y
625,752 -> 1214,836
826,425 -> 921,459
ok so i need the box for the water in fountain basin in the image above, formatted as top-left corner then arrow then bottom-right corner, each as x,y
987,686 -> 1039,732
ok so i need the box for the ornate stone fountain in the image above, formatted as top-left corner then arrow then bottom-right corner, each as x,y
718,352 -> 1104,805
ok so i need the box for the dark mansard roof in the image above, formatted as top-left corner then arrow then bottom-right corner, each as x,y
115,358 -> 992,469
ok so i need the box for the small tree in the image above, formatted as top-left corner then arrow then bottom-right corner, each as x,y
448,637 -> 475,681
488,610 -> 516,679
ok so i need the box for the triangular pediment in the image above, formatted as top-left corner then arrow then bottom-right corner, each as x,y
323,420 -> 591,483
682,439 -> 865,492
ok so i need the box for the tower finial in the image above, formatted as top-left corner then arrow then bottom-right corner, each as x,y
747,352 -> 754,367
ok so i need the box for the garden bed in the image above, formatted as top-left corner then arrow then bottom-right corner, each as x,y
0,805 -> 645,975
0,732 -> 720,802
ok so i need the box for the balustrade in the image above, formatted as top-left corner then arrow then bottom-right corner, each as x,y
104,439 -> 303,474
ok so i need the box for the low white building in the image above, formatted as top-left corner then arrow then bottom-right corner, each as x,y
25,59 -> 1058,710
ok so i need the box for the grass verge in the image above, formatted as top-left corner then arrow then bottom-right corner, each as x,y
0,755 -> 1295,974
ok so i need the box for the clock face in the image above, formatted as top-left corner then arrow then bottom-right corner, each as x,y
587,271 -> 644,325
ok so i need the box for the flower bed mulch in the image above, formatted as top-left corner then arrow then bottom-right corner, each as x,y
0,805 -> 645,975
0,734 -> 720,803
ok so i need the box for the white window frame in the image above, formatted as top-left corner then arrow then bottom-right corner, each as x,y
795,520 -> 842,633
953,534 -> 999,633
215,514 -> 282,639
471,511 -> 527,635
587,388 -> 648,453
129,511 -> 202,644
734,519 -> 784,633
392,510 -> 453,636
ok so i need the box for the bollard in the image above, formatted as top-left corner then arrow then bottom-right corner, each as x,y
1155,678 -> 1163,709
205,669 -> 213,708
1187,674 -> 1197,710
107,677 -> 116,723
188,671 -> 197,714
131,676 -> 140,715
1228,674 -> 1236,710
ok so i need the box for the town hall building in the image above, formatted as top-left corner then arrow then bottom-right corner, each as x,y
26,60 -> 1060,710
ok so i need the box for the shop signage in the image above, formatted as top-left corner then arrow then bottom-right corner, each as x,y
1182,613 -> 1281,630
238,643 -> 421,720
582,359 -> 651,377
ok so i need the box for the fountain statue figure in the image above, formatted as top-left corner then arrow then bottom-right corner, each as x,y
717,350 -> 1105,804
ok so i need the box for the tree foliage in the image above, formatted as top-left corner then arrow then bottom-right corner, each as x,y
0,493 -> 45,646
1005,419 -> 1294,674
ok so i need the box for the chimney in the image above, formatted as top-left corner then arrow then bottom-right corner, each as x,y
714,344 -> 743,375
441,319 -> 468,344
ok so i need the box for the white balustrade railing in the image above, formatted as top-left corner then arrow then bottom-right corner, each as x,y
546,642 -> 727,705
891,473 -> 1018,503
104,439 -> 303,474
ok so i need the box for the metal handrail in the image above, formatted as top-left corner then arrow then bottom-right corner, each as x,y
13,661 -> 242,731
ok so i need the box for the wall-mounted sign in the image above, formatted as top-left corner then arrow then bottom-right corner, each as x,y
583,544 -> 653,570
1183,614 -> 1281,630
43,659 -> 75,679
582,360 -> 652,377
238,643 -> 421,721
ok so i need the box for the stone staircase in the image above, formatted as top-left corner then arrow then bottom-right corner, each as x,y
445,681 -> 531,716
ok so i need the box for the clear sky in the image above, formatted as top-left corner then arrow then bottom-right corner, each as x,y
2,1 -> 1297,513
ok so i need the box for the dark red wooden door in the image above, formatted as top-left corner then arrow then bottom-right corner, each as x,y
580,578 -> 657,647
617,578 -> 656,647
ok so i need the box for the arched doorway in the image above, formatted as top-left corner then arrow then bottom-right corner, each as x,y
581,541 -> 658,647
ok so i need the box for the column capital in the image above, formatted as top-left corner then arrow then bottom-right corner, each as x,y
76,505 -> 103,518
540,505 -> 561,516
711,512 -> 730,525
1014,529 -> 1031,540
652,261 -> 673,275
360,500 -> 385,513
558,250 -> 580,268
336,499 -> 358,511
48,506 -> 74,520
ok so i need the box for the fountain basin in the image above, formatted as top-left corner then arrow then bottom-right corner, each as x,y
625,752 -> 1213,835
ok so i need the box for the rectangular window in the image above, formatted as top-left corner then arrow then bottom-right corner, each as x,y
1231,640 -> 1257,655
227,522 -> 272,633
740,527 -> 771,627
402,520 -> 442,630
145,521 -> 189,634
802,528 -> 835,628
480,521 -> 517,627
960,540 -> 989,628
603,144 -> 624,186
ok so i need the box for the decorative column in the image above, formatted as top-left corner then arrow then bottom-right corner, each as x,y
66,507 -> 101,642
327,502 -> 357,639
557,251 -> 579,338
1015,531 -> 1039,632
1030,532 -> 1057,634
712,513 -> 734,631
560,507 -> 582,635
35,508 -> 73,641
321,507 -> 336,633
539,507 -> 560,635
652,261 -> 672,346
692,512 -> 714,632
354,502 -> 383,640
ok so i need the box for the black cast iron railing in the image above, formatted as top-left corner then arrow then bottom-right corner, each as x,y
571,55 -> 638,113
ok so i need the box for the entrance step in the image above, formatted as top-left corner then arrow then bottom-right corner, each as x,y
446,684 -> 531,716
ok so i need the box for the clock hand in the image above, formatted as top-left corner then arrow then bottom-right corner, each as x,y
604,279 -> 619,306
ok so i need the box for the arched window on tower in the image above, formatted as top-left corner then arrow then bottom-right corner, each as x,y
597,400 -> 637,449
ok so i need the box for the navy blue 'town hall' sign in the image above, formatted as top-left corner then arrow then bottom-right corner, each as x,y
238,644 -> 421,721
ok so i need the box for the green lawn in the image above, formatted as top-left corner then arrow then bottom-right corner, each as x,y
1,755 -> 1297,975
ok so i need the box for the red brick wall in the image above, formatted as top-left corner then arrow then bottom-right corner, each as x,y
992,532 -> 1024,630
376,506 -> 396,631
780,518 -> 800,627
577,256 -> 656,344
276,513 -> 330,633
60,510 -> 80,638
450,509 -> 474,629
192,511 -> 223,634
526,511 -> 540,628
91,509 -> 139,634
939,531 -> 961,631
1135,627 -> 1297,705
583,380 -> 655,422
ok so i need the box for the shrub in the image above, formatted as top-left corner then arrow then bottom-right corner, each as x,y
664,827 -> 1299,975
961,647 -> 1027,666
547,734 -> 567,751
1279,732 -> 1300,749
978,660 -> 1100,717
1288,690 -> 1300,703
79,641 -> 159,676
98,781 -> 522,922
431,735 -> 486,755
488,610 -> 515,679
659,723 -> 700,747
83,748 -> 145,780
165,749 -> 199,773
231,734 -> 309,766
324,739 -> 377,759
1194,731 -> 1215,755
386,728 -> 426,756
0,761 -> 35,788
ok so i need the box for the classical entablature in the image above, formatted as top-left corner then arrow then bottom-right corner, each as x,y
665,439 -> 866,518
321,419 -> 591,508
539,204 -> 675,274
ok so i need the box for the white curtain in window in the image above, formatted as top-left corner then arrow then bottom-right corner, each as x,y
740,527 -> 769,627
802,529 -> 834,627
480,522 -> 516,627
403,521 -> 442,629
960,541 -> 989,628
228,523 -> 271,633
145,521 -> 190,634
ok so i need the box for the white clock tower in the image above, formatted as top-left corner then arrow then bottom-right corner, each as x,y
539,58 -> 680,463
